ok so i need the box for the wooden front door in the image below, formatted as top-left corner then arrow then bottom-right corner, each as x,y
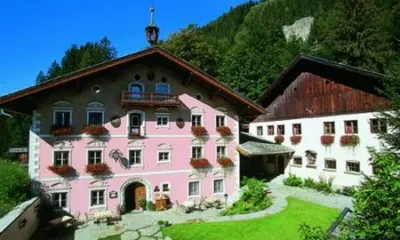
134,183 -> 146,210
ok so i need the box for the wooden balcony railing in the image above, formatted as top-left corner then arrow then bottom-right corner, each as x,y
121,91 -> 180,107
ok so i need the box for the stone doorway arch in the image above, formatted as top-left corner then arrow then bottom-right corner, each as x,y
120,178 -> 152,211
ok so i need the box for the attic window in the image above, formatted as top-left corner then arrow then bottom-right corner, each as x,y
92,86 -> 101,94
133,74 -> 142,81
196,94 -> 203,101
161,76 -> 168,83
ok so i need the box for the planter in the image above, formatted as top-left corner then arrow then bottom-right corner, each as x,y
217,157 -> 234,168
290,136 -> 302,145
85,163 -> 110,175
190,158 -> 211,169
321,135 -> 334,146
275,135 -> 284,144
156,199 -> 168,211
191,126 -> 208,137
48,165 -> 75,176
216,126 -> 232,137
340,135 -> 360,147
50,125 -> 73,136
82,125 -> 107,136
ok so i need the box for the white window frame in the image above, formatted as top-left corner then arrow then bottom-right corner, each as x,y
191,146 -> 204,160
53,110 -> 73,126
160,182 -> 171,193
191,107 -> 203,127
51,191 -> 69,211
127,149 -> 144,168
157,150 -> 171,164
155,114 -> 170,128
257,126 -> 263,136
216,145 -> 227,159
324,158 -> 337,171
188,180 -> 201,197
53,150 -> 71,166
89,188 -> 107,210
86,149 -> 104,165
215,115 -> 226,128
292,156 -> 302,166
213,179 -> 224,195
126,110 -> 146,137
346,161 -> 361,174
86,111 -> 104,125
191,114 -> 203,127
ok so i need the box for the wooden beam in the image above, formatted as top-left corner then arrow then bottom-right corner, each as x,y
208,89 -> 222,100
183,72 -> 193,86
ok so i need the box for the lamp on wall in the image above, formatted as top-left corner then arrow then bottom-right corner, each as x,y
154,186 -> 160,192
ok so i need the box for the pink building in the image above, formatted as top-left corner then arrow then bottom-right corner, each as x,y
0,47 -> 265,215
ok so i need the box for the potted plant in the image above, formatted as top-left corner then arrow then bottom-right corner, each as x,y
290,136 -> 302,145
275,135 -> 284,144
85,163 -> 110,175
217,157 -> 234,168
82,125 -> 107,136
48,165 -> 74,177
321,135 -> 334,146
190,158 -> 212,169
340,135 -> 360,147
50,125 -> 73,136
139,198 -> 147,210
216,126 -> 232,137
191,126 -> 208,137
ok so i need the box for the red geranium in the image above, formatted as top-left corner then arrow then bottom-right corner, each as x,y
190,158 -> 211,169
321,135 -> 334,146
275,135 -> 284,144
290,136 -> 302,145
82,125 -> 107,136
340,135 -> 360,147
50,125 -> 73,136
48,165 -> 74,176
191,126 -> 208,137
216,126 -> 232,137
85,163 -> 110,175
217,157 -> 234,168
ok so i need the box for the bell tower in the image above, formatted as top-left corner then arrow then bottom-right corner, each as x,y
145,7 -> 159,46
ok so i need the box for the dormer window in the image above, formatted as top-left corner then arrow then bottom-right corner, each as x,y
53,101 -> 73,127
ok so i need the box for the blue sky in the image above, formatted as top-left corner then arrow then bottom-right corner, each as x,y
0,0 -> 248,96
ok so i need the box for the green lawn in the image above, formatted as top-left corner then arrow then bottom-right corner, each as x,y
162,197 -> 339,240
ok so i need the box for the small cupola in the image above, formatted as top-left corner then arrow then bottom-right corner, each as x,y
145,7 -> 160,46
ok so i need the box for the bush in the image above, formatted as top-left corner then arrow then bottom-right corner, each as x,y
220,178 -> 271,216
313,176 -> 334,194
299,223 -> 334,240
283,174 -> 303,187
139,198 -> 147,210
146,201 -> 154,211
303,178 -> 316,188
339,186 -> 358,197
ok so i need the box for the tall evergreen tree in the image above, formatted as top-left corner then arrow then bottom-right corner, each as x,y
35,71 -> 48,85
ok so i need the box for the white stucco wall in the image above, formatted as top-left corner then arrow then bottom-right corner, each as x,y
250,112 -> 385,187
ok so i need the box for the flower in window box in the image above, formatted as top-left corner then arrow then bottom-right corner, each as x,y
85,163 -> 110,175
216,126 -> 232,137
82,125 -> 107,136
321,135 -> 334,146
190,158 -> 212,169
290,136 -> 302,145
340,135 -> 360,147
48,165 -> 75,176
50,125 -> 73,136
191,126 -> 208,137
274,135 -> 284,144
217,157 -> 234,168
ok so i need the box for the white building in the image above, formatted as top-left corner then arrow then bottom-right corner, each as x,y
249,55 -> 390,187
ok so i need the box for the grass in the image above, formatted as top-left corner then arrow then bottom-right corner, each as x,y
162,197 -> 339,240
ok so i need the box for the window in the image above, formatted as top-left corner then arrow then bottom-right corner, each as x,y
277,125 -> 285,135
54,111 -> 71,126
257,126 -> 263,136
216,116 -> 225,128
162,183 -> 170,192
155,83 -> 170,94
213,179 -> 224,194
293,157 -> 302,165
188,181 -> 200,197
156,115 -> 169,127
192,115 -> 202,127
52,192 -> 67,208
90,190 -> 105,207
216,146 -> 226,158
158,152 -> 170,162
346,161 -> 360,173
129,150 -> 142,166
292,124 -> 301,135
324,122 -> 335,134
54,151 -> 69,166
267,126 -> 274,135
325,158 -> 337,170
88,150 -> 102,165
370,118 -> 387,133
344,120 -> 358,134
192,146 -> 202,159
88,112 -> 103,125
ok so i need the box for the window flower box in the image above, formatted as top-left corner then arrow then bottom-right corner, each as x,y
82,125 -> 107,136
216,126 -> 232,137
190,158 -> 211,169
50,125 -> 73,136
275,135 -> 284,144
321,135 -> 334,146
48,165 -> 74,176
340,135 -> 360,147
191,126 -> 208,137
217,157 -> 234,168
85,163 -> 110,175
290,136 -> 302,145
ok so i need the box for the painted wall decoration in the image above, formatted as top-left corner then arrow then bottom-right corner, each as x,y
176,117 -> 185,129
109,149 -> 129,169
111,116 -> 121,128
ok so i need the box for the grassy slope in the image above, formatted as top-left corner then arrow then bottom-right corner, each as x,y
162,197 -> 339,240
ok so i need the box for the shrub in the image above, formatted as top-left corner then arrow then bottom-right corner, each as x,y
290,136 -> 302,144
275,135 -> 284,144
303,178 -> 316,188
283,174 -> 303,187
313,176 -> 334,194
139,198 -> 147,210
216,126 -> 232,136
299,223 -> 334,240
339,186 -> 358,197
146,201 -> 154,211
220,178 -> 271,216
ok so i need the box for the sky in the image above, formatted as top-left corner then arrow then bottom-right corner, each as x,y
0,0 -> 248,96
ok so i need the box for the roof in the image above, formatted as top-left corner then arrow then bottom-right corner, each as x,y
258,55 -> 388,107
237,132 -> 294,156
0,47 -> 265,116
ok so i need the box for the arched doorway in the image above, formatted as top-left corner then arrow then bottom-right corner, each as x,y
124,182 -> 146,211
